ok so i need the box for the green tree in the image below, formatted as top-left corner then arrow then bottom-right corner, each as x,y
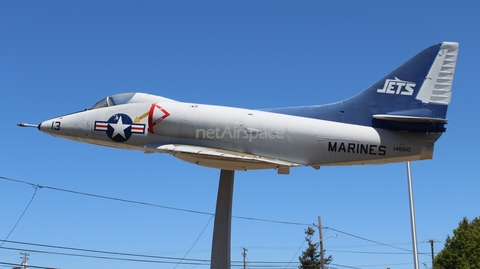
298,226 -> 332,269
434,217 -> 480,269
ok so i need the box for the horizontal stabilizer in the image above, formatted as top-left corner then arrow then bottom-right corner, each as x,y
373,114 -> 448,123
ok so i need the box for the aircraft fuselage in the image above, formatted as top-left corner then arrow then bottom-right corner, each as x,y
39,101 -> 439,171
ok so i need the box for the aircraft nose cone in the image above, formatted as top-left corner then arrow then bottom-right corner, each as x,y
38,112 -> 92,142
39,119 -> 60,135
39,120 -> 49,131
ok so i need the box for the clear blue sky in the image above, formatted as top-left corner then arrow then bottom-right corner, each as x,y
1,1 -> 479,268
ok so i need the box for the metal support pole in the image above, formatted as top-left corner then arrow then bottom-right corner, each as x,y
318,216 -> 325,269
406,162 -> 419,269
211,170 -> 235,269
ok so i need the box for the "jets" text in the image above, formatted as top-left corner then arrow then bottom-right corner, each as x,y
377,77 -> 415,96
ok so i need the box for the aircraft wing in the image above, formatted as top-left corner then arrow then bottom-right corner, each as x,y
144,144 -> 303,174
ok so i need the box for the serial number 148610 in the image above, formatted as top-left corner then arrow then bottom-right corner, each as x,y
393,146 -> 411,152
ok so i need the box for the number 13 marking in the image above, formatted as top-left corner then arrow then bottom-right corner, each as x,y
51,121 -> 61,130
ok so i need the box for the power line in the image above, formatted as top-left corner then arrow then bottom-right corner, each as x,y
1,240 -> 207,263
0,245 -> 306,269
0,176 -> 308,226
324,226 -> 428,255
285,238 -> 305,269
173,215 -> 214,269
0,176 -> 212,216
328,249 -> 419,255
0,246 -> 208,266
0,261 -> 56,269
0,186 -> 39,248
1,174 -> 432,252
1,175 -> 431,268
233,215 -> 307,226
0,240 -> 422,269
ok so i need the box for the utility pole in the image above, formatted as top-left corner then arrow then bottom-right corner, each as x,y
20,252 -> 29,269
242,247 -> 248,269
427,239 -> 437,268
318,216 -> 325,269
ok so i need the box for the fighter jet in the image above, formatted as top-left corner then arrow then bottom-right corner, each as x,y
19,42 -> 458,175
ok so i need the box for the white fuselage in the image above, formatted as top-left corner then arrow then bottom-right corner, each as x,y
39,100 -> 439,170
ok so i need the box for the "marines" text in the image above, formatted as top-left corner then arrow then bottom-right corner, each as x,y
328,142 -> 386,155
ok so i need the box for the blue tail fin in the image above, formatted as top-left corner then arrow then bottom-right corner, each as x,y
268,42 -> 459,132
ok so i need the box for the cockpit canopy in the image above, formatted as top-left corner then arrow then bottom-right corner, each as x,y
91,93 -> 136,109
91,93 -> 176,109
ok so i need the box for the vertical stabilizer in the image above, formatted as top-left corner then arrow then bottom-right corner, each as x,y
267,42 -> 459,132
